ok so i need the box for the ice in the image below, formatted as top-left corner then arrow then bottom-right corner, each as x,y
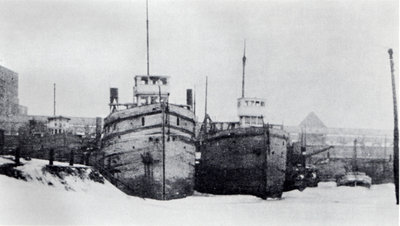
0,156 -> 398,226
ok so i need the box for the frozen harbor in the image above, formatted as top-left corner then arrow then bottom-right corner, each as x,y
0,157 -> 397,226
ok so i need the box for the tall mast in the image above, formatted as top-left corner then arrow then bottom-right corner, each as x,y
159,85 -> 166,200
241,40 -> 247,98
146,0 -> 150,76
205,76 -> 208,116
352,139 -> 358,172
388,48 -> 399,205
53,83 -> 56,116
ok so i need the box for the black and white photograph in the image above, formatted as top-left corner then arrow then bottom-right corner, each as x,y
0,0 -> 398,225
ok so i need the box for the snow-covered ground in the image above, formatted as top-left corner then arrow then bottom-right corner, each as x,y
0,156 -> 398,226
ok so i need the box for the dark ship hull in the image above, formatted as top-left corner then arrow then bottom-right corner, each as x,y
99,104 -> 196,200
196,125 -> 288,199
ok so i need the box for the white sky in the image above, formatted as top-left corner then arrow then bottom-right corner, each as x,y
0,0 -> 398,129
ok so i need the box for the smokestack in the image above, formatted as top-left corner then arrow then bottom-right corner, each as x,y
110,88 -> 118,104
110,88 -> 119,112
186,89 -> 193,109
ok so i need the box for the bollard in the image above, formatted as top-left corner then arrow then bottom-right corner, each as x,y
15,147 -> 20,165
49,149 -> 54,166
85,152 -> 91,166
69,149 -> 74,166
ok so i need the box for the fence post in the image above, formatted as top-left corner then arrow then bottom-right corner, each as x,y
15,147 -> 20,165
69,149 -> 74,166
49,149 -> 54,166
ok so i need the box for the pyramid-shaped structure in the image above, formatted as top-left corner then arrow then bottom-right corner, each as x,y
299,112 -> 327,128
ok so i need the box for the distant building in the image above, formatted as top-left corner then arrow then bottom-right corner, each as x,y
0,65 -> 102,154
47,116 -> 71,135
0,65 -> 28,135
285,112 -> 393,160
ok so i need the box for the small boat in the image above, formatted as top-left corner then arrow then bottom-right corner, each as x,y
336,139 -> 371,188
336,171 -> 372,188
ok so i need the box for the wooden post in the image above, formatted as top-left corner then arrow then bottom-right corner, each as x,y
69,149 -> 74,166
388,49 -> 399,205
49,149 -> 54,166
15,147 -> 20,165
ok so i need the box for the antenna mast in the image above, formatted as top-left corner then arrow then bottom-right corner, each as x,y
146,0 -> 150,76
241,40 -> 247,98
53,83 -> 56,116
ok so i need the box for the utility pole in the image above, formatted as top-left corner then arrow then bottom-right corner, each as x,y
388,48 -> 399,205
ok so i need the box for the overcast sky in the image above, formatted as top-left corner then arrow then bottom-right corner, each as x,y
0,0 -> 398,130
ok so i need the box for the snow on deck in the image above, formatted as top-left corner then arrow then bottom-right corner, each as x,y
0,156 -> 398,226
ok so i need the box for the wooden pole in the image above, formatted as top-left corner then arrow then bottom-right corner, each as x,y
388,49 -> 399,205
49,149 -> 54,166
15,147 -> 20,165
69,149 -> 74,166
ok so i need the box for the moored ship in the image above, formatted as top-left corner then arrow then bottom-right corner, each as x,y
100,78 -> 196,200
195,44 -> 289,199
98,1 -> 196,200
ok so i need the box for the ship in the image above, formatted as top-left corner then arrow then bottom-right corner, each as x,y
98,1 -> 196,200
336,139 -> 371,188
195,43 -> 289,199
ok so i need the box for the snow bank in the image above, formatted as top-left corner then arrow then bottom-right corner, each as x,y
0,156 -> 398,226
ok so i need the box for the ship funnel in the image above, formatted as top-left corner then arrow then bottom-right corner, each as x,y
110,88 -> 118,104
110,88 -> 119,112
186,89 -> 193,109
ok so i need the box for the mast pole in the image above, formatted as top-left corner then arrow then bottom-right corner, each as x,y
53,83 -> 56,116
353,139 -> 358,172
205,76 -> 208,116
146,0 -> 150,76
388,49 -> 399,205
242,40 -> 247,98
159,85 -> 166,200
